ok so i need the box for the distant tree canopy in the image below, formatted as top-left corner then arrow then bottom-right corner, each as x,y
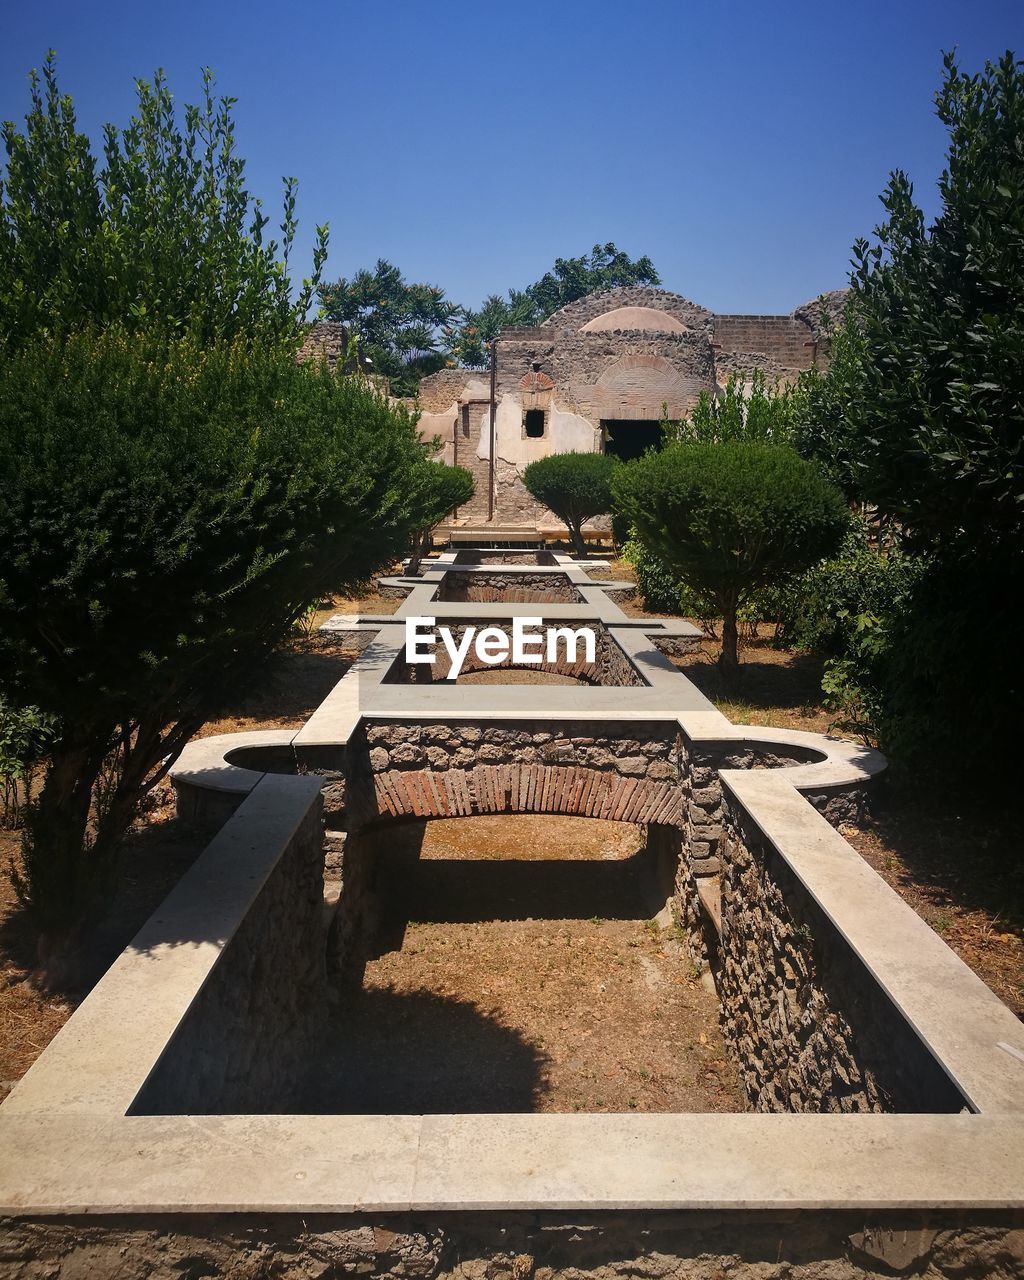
319,244 -> 661,389
451,243 -> 661,366
318,259 -> 460,397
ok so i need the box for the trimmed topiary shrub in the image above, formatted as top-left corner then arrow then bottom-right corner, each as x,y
613,442 -> 848,668
522,451 -> 619,557
0,328 -> 443,949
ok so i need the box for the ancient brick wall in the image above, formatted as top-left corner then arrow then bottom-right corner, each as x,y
713,314 -> 819,372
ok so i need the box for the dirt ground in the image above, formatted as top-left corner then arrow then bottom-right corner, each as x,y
303,816 -> 743,1115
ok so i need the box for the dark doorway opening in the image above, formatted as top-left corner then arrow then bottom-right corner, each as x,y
523,409 -> 546,438
601,419 -> 663,461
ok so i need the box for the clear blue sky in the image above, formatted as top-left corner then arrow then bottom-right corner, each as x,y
3,0 -> 1022,315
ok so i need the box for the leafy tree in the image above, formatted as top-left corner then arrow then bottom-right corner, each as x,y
845,49 -> 1024,546
784,51 -> 1024,778
319,259 -> 461,395
451,243 -> 661,364
791,322 -> 869,501
0,54 -> 326,347
522,452 -> 620,558
406,461 -> 475,573
664,369 -> 801,446
614,444 -> 848,668
0,330 -> 443,956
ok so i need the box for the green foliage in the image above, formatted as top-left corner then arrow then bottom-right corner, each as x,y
614,443 -> 848,667
620,534 -> 719,634
319,259 -> 461,396
0,54 -> 326,347
772,525 -> 924,657
787,51 -> 1024,776
0,698 -> 56,828
845,49 -> 1024,545
451,243 -> 660,365
792,322 -> 869,499
664,369 -> 801,445
0,328 -> 440,933
408,460 -> 475,530
522,451 -> 619,557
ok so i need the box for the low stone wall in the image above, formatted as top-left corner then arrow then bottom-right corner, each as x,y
5,1207 -> 1023,1279
714,794 -> 965,1115
436,571 -> 583,604
384,625 -> 644,687
353,722 -> 682,829
453,550 -> 558,566
131,791 -> 327,1115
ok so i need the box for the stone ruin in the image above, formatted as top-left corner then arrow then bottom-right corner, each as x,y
304,286 -> 847,528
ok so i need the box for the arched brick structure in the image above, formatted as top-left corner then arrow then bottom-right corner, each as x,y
592,353 -> 706,420
371,761 -> 684,826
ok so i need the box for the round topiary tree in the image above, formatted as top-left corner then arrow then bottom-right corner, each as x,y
522,451 -> 619,557
613,442 -> 848,669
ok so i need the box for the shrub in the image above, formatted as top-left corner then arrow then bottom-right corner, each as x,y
0,329 -> 439,945
522,451 -> 619,557
614,443 -> 848,668
0,56 -> 326,348
0,699 -> 56,830
620,534 -> 720,635
664,369 -> 800,446
773,525 -> 924,657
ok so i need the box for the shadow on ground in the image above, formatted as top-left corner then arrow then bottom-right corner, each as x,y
297,989 -> 548,1113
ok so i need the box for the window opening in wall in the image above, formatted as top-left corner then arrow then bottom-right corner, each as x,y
524,409 -> 546,438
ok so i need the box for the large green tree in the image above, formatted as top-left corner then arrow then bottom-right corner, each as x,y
0,331 -> 440,952
0,59 -> 441,962
790,51 -> 1024,776
318,259 -> 461,396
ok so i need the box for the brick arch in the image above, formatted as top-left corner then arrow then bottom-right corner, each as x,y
370,761 -> 684,826
592,354 -> 706,420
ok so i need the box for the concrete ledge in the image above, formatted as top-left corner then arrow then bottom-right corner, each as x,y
2,1112 -> 1023,1214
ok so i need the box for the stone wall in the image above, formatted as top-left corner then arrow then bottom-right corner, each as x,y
436,571 -> 584,603
5,1207 -> 1023,1279
712,314 -> 818,372
713,793 -> 967,1115
384,624 -> 644,687
349,722 -> 682,830
131,794 -> 327,1115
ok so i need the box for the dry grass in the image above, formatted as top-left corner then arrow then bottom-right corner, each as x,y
304,816 -> 744,1115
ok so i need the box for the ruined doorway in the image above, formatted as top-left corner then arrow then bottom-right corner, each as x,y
601,419 -> 664,461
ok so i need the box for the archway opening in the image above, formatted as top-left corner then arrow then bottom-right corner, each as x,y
602,419 -> 664,461
301,815 -> 744,1116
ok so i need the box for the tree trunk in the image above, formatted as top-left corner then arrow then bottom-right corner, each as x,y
568,521 -> 588,559
720,605 -> 740,671
18,738 -> 108,982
